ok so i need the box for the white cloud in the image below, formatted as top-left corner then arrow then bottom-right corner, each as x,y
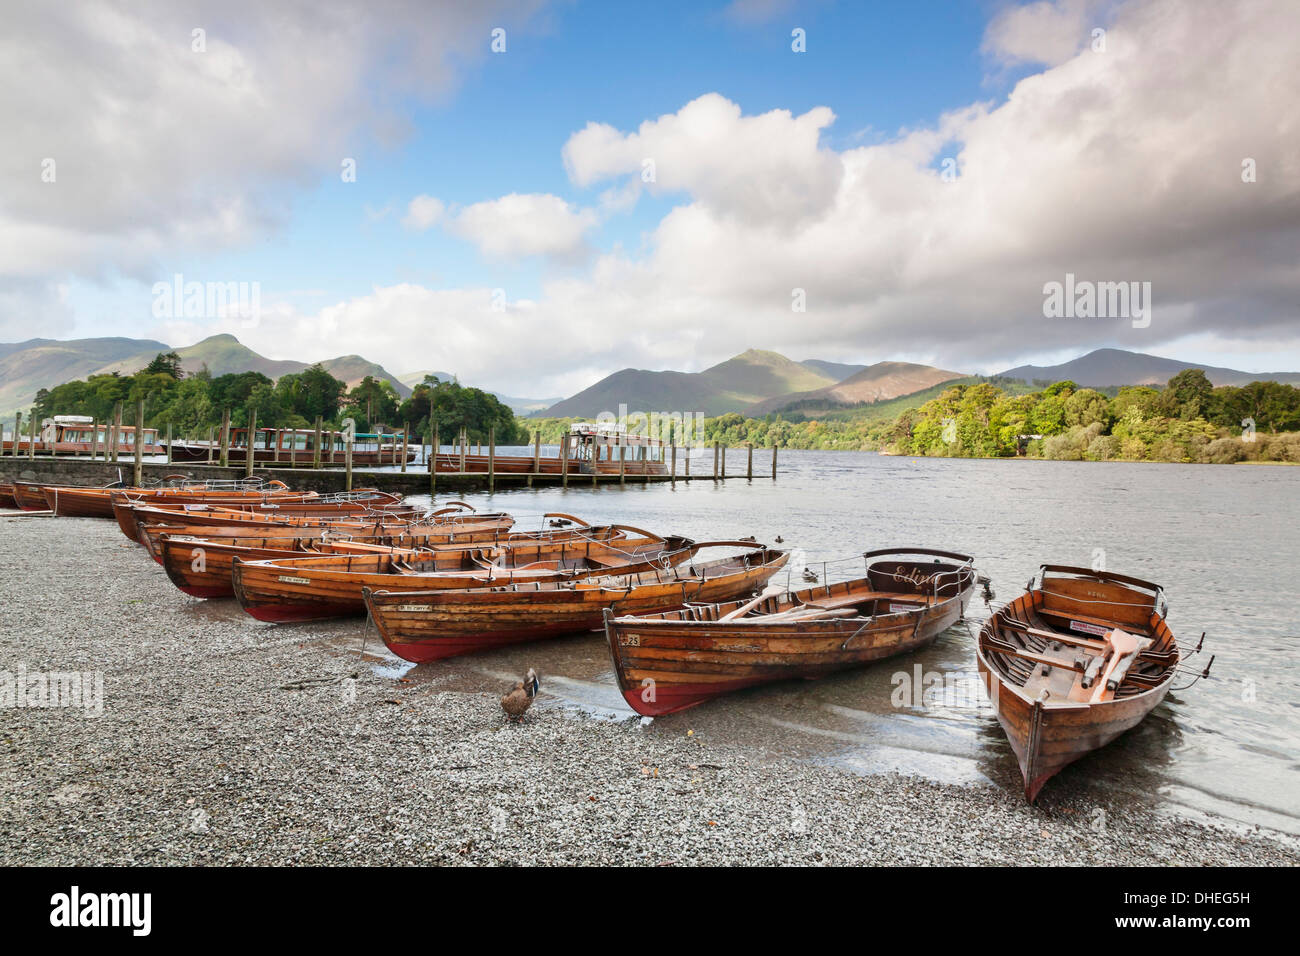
445,193 -> 599,260
0,0 -> 544,339
983,0 -> 1104,67
402,195 -> 446,231
563,93 -> 842,226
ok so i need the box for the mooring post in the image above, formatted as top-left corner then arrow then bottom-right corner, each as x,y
344,427 -> 353,491
430,426 -> 438,498
219,407 -> 230,467
772,444 -> 778,479
111,403 -> 122,463
90,419 -> 99,460
488,426 -> 496,492
133,399 -> 145,487
28,410 -> 37,460
533,430 -> 541,475
166,423 -> 173,464
245,409 -> 257,478
670,443 -> 677,484
11,412 -> 19,458
561,433 -> 569,488
459,428 -> 466,473
207,426 -> 214,465
712,442 -> 718,480
619,438 -> 626,485
747,442 -> 753,479
313,417 -> 322,469
401,425 -> 409,473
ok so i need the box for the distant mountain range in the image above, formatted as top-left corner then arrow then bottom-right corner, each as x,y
996,348 -> 1300,388
747,361 -> 964,415
4,335 -> 1296,424
0,334 -> 411,419
542,349 -> 847,418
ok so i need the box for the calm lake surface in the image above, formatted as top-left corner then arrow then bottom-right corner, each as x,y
367,447 -> 1299,833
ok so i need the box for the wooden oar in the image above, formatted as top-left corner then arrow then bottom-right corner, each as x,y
720,585 -> 784,621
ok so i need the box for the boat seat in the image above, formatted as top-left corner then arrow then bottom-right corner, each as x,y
1038,607 -> 1152,637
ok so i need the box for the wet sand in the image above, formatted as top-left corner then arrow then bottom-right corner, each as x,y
1,512 -> 1296,865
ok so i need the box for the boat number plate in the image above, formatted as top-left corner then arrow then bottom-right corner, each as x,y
395,604 -> 433,612
621,633 -> 641,646
889,602 -> 919,612
1069,620 -> 1110,637
277,576 -> 311,585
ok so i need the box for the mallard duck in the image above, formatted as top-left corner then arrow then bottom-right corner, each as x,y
549,518 -> 572,528
774,535 -> 784,543
501,668 -> 539,720
801,568 -> 818,583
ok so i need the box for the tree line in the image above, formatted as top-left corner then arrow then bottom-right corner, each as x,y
523,369 -> 1300,464
31,352 -> 526,444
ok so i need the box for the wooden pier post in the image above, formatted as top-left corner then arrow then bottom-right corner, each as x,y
561,433 -> 569,488
772,445 -> 778,479
219,408 -> 230,467
207,426 -> 214,464
746,442 -> 753,479
10,412 -> 19,458
344,428 -> 353,491
488,426 -> 496,492
429,427 -> 438,498
245,409 -> 257,479
90,419 -> 99,461
712,442 -> 718,480
670,443 -> 676,484
313,417 -> 322,469
329,430 -> 336,465
167,423 -> 173,464
459,428 -> 466,473
111,403 -> 122,463
401,425 -> 409,473
619,439 -> 626,485
133,399 -> 145,487
28,411 -> 37,460
533,431 -> 541,474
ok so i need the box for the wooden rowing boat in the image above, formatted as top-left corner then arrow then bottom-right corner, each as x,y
10,481 -> 53,510
111,489 -> 401,542
975,565 -> 1181,802
364,544 -> 789,663
231,529 -> 695,620
0,482 -> 18,509
605,547 -> 978,716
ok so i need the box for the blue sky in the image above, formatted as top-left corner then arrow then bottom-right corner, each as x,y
10,0 -> 1299,395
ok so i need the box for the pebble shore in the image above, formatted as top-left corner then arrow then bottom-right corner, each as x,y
2,513 -> 1295,866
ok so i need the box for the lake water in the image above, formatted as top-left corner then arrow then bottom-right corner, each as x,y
361,447 -> 1300,835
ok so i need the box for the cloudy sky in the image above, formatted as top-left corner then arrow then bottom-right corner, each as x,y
2,0 -> 1297,397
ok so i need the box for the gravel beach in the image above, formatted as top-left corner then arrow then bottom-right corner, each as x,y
2,513 -> 1295,866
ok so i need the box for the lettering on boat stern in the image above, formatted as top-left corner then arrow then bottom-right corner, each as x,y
394,604 -> 434,613
277,575 -> 312,585
620,632 -> 641,646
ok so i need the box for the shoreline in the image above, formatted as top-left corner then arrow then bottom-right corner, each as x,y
2,514 -> 1296,865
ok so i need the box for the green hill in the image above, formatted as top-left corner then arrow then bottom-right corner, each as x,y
0,334 -> 410,418
541,349 -> 842,418
0,336 -> 169,420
